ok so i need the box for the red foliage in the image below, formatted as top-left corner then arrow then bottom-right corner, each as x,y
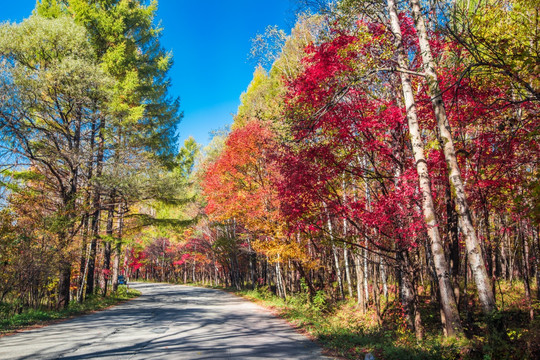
281,23 -> 426,250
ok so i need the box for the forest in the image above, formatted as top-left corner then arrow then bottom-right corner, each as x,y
0,0 -> 539,359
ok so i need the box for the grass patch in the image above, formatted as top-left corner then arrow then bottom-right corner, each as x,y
228,283 -> 539,360
0,286 -> 140,335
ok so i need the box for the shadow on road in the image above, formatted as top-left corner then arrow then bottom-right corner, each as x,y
0,283 -> 326,360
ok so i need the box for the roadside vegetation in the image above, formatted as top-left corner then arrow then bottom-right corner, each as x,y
228,281 -> 539,360
0,0 -> 186,317
0,286 -> 140,335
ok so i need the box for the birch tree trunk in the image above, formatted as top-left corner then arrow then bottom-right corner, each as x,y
380,258 -> 388,299
344,246 -> 353,298
364,240 -> 369,305
324,202 -> 344,299
408,0 -> 496,314
275,259 -> 286,299
342,175 -> 353,298
354,252 -> 365,311
387,0 -> 463,336
332,244 -> 344,300
362,158 -> 370,307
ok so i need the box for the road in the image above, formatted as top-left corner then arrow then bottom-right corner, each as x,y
0,283 -> 328,359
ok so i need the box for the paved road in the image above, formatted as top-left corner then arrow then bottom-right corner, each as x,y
0,283 -> 328,359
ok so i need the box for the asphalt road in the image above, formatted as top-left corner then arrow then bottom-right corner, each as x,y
0,283 -> 328,359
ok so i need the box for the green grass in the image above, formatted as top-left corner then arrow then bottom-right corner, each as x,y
236,288 -> 457,359
0,286 -> 140,335
230,283 -> 539,360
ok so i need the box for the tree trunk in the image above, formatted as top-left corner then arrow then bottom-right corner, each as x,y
362,159 -> 371,306
248,238 -> 256,289
397,250 -> 424,340
520,225 -> 534,321
77,215 -> 89,303
363,244 -> 369,306
398,251 -> 415,330
332,244 -> 344,300
77,244 -> 90,303
387,0 -> 463,336
112,202 -> 124,292
408,0 -> 496,314
446,175 -> 461,305
535,226 -> 540,300
57,259 -> 71,309
78,118 -> 96,302
482,206 -> 498,302
372,262 -> 381,324
101,199 -> 115,296
86,214 -> 99,296
380,257 -> 388,299
324,202 -> 344,300
86,120 -> 105,296
295,260 -> 316,300
275,260 -> 286,299
344,246 -> 353,298
354,252 -> 365,311
342,175 -> 353,298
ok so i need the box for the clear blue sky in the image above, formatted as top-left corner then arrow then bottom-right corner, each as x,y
2,0 -> 296,146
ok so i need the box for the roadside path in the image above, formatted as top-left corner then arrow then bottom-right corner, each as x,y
0,283 -> 328,359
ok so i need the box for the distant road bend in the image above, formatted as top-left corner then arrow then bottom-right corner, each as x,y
0,283 -> 328,359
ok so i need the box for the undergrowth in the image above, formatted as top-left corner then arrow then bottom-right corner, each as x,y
232,281 -> 539,360
0,286 -> 140,334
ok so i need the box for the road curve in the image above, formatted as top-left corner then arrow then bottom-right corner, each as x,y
0,283 -> 328,359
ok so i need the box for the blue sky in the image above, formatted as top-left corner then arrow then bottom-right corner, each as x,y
2,0 -> 296,146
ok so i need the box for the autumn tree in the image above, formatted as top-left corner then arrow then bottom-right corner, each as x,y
0,15 -> 111,307
36,0 -> 181,298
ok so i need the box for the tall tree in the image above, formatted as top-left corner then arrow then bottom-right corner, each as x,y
0,15 -> 111,307
386,0 -> 462,336
408,0 -> 496,314
36,0 -> 181,296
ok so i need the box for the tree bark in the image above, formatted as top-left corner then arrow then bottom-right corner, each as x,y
77,216 -> 89,303
342,175 -> 353,298
520,225 -> 534,321
387,0 -> 463,336
324,203 -> 344,300
354,252 -> 365,311
408,0 -> 496,314
397,250 -> 424,340
446,175 -> 461,305
344,246 -> 353,298
101,198 -> 115,296
363,243 -> 369,306
78,117 -> 96,302
86,119 -> 105,296
275,259 -> 286,299
57,258 -> 71,309
535,226 -> 540,300
332,244 -> 344,300
380,258 -> 388,299
112,201 -> 124,292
